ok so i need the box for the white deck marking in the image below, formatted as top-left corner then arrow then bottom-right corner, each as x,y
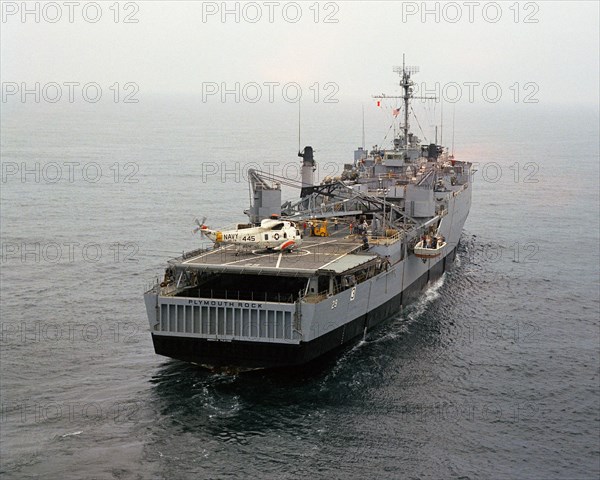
222,252 -> 276,266
319,251 -> 352,270
183,236 -> 360,270
303,238 -> 343,248
182,246 -> 234,263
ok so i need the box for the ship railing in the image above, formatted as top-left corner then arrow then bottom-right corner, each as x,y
195,289 -> 296,304
181,246 -> 212,260
145,278 -> 160,294
302,283 -> 358,303
146,280 -> 179,296
302,290 -> 329,303
375,172 -> 411,182
451,183 -> 469,196
368,230 -> 403,245
301,262 -> 388,303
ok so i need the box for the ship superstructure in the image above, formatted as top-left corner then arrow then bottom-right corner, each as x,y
144,62 -> 472,370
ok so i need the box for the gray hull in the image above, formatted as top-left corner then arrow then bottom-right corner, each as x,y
144,63 -> 473,370
144,179 -> 471,369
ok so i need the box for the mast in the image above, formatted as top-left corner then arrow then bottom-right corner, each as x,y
373,56 -> 434,150
401,55 -> 411,149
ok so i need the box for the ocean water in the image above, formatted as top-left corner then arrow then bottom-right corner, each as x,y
0,97 -> 598,479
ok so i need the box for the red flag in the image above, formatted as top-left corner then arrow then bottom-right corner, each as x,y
376,101 -> 381,107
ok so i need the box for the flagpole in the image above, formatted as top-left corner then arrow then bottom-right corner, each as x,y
298,101 -> 301,153
362,104 -> 365,150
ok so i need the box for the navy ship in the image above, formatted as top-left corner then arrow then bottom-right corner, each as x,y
144,61 -> 472,370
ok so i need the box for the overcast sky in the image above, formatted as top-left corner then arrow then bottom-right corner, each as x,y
2,1 -> 599,106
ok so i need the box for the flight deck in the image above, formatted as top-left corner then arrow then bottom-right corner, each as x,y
171,230 -> 379,277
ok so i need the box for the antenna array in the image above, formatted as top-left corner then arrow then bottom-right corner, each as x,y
393,65 -> 419,75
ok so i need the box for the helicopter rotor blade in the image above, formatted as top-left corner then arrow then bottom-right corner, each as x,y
193,216 -> 209,235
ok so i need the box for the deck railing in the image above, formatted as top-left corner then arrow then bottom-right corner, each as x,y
192,289 -> 296,304
181,246 -> 212,260
368,230 -> 403,245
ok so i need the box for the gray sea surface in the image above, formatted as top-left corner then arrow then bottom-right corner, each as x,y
1,98 -> 599,479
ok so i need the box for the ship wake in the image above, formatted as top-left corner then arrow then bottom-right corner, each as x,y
323,274 -> 447,381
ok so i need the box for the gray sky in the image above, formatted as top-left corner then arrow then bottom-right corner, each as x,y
2,1 -> 599,106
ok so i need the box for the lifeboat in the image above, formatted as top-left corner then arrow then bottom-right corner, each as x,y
414,240 -> 446,261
